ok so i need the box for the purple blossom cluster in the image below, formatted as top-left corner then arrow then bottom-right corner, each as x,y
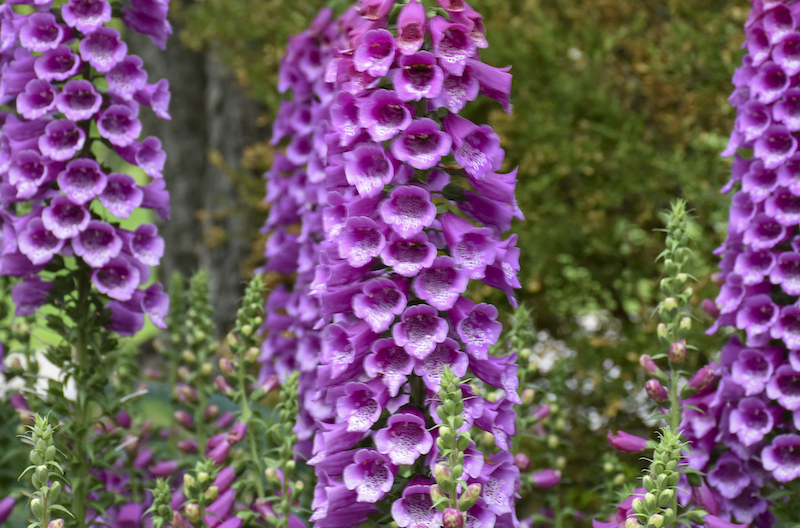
0,0 -> 172,334
685,0 -> 800,524
262,1 -> 523,527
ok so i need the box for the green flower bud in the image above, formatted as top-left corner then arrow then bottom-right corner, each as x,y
679,316 -> 692,331
658,489 -> 673,508
625,518 -> 641,528
434,464 -> 452,486
245,347 -> 260,363
644,492 -> 657,511
185,503 -> 201,523
647,513 -> 664,528
265,467 -> 280,483
30,450 -> 43,465
47,520 -> 65,528
181,350 -> 197,364
642,475 -> 655,492
205,485 -> 219,501
241,324 -> 253,336
458,483 -> 481,511
547,435 -> 559,449
603,462 -> 615,474
631,498 -> 645,515
48,481 -> 61,501
31,497 -> 44,519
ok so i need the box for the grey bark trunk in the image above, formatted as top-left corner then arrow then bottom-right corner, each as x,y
127,31 -> 266,332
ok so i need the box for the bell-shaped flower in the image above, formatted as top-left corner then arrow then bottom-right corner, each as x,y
363,338 -> 414,397
729,397 -> 778,446
343,449 -> 394,503
392,304 -> 448,360
375,408 -> 433,465
56,80 -> 102,121
345,144 -> 394,197
765,186 -> 800,226
741,159 -> 778,202
140,179 -> 170,219
607,430 -> 648,453
390,479 -> 442,527
430,16 -> 475,76
774,32 -> 800,76
396,0 -> 426,56
747,23 -> 771,67
774,88 -> 800,131
57,158 -> 107,204
770,251 -> 800,295
354,29 -> 395,78
131,136 -> 167,178
141,282 -> 169,328
16,79 -> 56,120
412,256 -> 468,310
98,104 -> 142,147
330,91 -> 362,147
743,213 -> 787,251
413,338 -> 468,391
393,51 -> 444,101
771,304 -> 800,349
12,278 -> 54,316
467,58 -> 512,113
737,100 -> 771,142
336,381 -> 386,433
731,348 -> 778,396
391,118 -> 451,170
358,89 -> 413,142
106,55 -> 148,101
761,434 -> 800,482
381,232 -> 436,277
9,150 -> 52,199
19,13 -> 64,53
766,364 -> 800,410
99,173 -> 143,219
39,119 -> 86,161
119,223 -> 164,266
18,218 -> 63,265
380,185 -> 436,239
121,0 -> 173,50
134,79 -> 171,120
61,0 -> 112,34
454,302 -> 502,359
470,352 -> 521,404
441,212 -> 498,279
734,247 -> 775,286
728,192 -> 755,233
707,453 -> 751,499
352,277 -> 407,333
444,113 -> 504,179
764,4 -> 796,44
476,452 -> 518,515
41,195 -> 90,239
338,217 -> 386,267
754,125 -> 797,169
72,220 -> 123,267
752,61 -> 790,103
91,255 -> 141,301
432,69 -> 479,113
358,0 -> 394,20
735,293 -> 779,338
79,26 -> 127,73
34,45 -> 81,82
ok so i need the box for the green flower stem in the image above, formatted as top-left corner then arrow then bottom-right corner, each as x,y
72,266 -> 92,528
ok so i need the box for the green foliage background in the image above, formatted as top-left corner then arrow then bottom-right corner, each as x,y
178,0 -> 746,521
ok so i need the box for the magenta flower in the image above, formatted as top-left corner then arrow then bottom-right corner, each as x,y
337,217 -> 386,267
19,12 -> 64,53
61,0 -> 112,34
41,195 -> 90,239
729,397 -> 777,446
392,304 -> 448,360
97,105 -> 142,147
363,339 -> 414,397
352,277 -> 407,333
391,118 -> 452,170
607,430 -> 647,453
345,144 -> 394,197
55,80 -> 103,121
412,256 -> 468,310
38,119 -> 86,161
91,255 -> 141,301
106,55 -> 148,101
343,449 -> 394,503
375,408 -> 433,465
381,232 -> 437,277
444,113 -> 504,179
78,26 -> 128,72
390,479 -> 442,527
455,302 -> 502,360
99,173 -> 143,219
16,79 -> 56,120
412,338 -> 468,391
358,89 -> 413,142
57,158 -> 107,204
430,16 -> 475,76
380,185 -> 436,239
72,220 -> 123,268
531,469 -> 562,489
18,218 -> 63,265
354,29 -> 395,77
393,51 -> 444,102
766,364 -> 800,410
762,434 -> 800,482
441,212 -> 498,279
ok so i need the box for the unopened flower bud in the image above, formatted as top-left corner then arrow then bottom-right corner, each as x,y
265,467 -> 279,483
656,323 -> 668,341
645,379 -> 668,403
521,388 -> 535,405
532,469 -> 561,488
205,485 -> 219,501
443,508 -> 464,528
215,375 -> 234,396
532,404 -> 551,421
701,299 -> 720,319
197,471 -> 209,483
513,453 -> 531,472
184,503 -> 201,523
679,316 -> 692,331
688,364 -> 717,392
632,498 -> 645,515
639,355 -> 661,377
200,362 -> 213,377
47,520 -> 65,528
245,347 -> 260,363
625,518 -> 640,528
647,513 -> 664,528
31,497 -> 44,519
458,483 -> 481,511
49,481 -> 62,500
668,340 -> 686,364
177,366 -> 191,382
644,492 -> 657,511
241,324 -> 253,336
430,484 -> 445,503
547,434 -> 559,449
181,350 -> 196,364
204,405 -> 220,421
434,463 -> 452,485
219,358 -> 234,376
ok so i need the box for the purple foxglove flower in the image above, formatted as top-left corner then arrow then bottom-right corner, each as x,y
79,26 -> 127,73
413,337 -> 468,391
393,51 -> 444,101
381,232 -> 437,277
771,304 -> 800,349
751,61 -> 789,103
375,408 -> 433,465
607,430 -> 647,453
41,195 -> 90,239
731,348 -> 777,395
0,498 -> 16,524
761,434 -> 800,482
286,133 -> 313,165
430,16 -> 475,77
99,173 -> 143,218
467,58 -> 512,113
444,113 -> 504,179
733,247 -> 775,285
390,479 -> 442,527
454,301 -> 501,359
38,119 -> 86,161
358,0 -> 394,20
441,212 -> 498,279
133,136 -> 167,178
125,223 -> 164,266
18,218 -> 63,265
728,191 -> 755,233
771,252 -> 800,295
322,322 -> 377,378
358,89 -> 413,142
774,88 -> 800,131
9,150 -> 52,199
774,32 -> 800,76
20,13 -> 64,53
337,381 -> 386,432
707,452 -> 751,499
106,55 -> 148,101
436,0 -> 465,12
138,282 -> 169,328
363,338 -> 414,397
747,24 -> 771,67
57,158 -> 107,204
754,124 -> 797,169
91,255 -> 141,301
531,469 -> 562,489
766,188 -> 800,229
345,144 -> 394,197
12,278 -> 53,316
704,515 -> 748,528
55,80 -> 102,121
392,304 -> 448,360
121,0 -> 173,50
743,213 -> 787,251
729,397 -> 777,446
432,69 -> 480,114
343,449 -> 394,503
764,4 -> 796,44
737,100 -> 771,142
478,452 -> 518,515
742,159 -> 778,202
766,364 -> 800,410
61,0 -> 112,34
735,293 -> 779,338
470,353 -> 520,404
34,45 -> 81,82
412,256 -> 468,310
72,220 -> 122,267
140,178 -> 170,219
354,29 -> 395,77
97,105 -> 142,147
204,488 -> 235,528
330,92 -> 361,147
337,217 -> 386,267
391,118 -> 452,170
134,79 -> 171,120
380,185 -> 436,239
396,0 -> 425,56
352,277 -> 407,333
16,79 -> 56,120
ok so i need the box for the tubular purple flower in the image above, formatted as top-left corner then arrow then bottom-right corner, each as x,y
390,479 -> 442,527
12,278 -> 53,316
61,0 -> 112,34
99,173 -> 143,218
71,220 -> 123,267
345,143 -> 394,197
375,408 -> 433,465
19,12 -> 63,52
41,195 -> 90,239
16,79 -> 56,119
430,16 -> 475,76
412,256 -> 468,310
392,304 -> 449,360
531,469 -> 562,489
97,104 -> 142,147
396,0 -> 426,56
57,158 -> 107,204
18,218 -> 63,265
34,45 -> 81,81
38,119 -> 86,161
55,79 -> 102,121
393,51 -> 444,101
78,26 -> 127,72
358,89 -> 413,142
607,430 -> 648,454
354,29 -> 395,77
91,255 -> 141,301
